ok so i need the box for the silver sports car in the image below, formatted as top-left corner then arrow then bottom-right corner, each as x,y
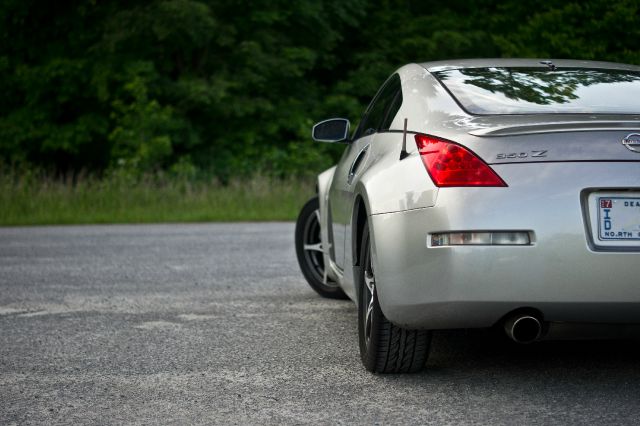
294,59 -> 640,373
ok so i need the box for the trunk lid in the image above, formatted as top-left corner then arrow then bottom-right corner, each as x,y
451,114 -> 640,164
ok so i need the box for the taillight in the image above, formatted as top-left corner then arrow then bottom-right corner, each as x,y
414,134 -> 506,187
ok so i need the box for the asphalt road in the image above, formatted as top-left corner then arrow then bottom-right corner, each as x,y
2,223 -> 640,425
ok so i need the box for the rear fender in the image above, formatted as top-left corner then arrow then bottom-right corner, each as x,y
348,157 -> 439,307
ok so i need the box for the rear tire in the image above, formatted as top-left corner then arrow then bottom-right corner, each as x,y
358,223 -> 431,373
295,196 -> 347,299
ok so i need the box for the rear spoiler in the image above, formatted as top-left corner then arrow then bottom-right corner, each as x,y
469,121 -> 640,137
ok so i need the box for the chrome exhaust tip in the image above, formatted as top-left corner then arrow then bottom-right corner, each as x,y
504,314 -> 542,344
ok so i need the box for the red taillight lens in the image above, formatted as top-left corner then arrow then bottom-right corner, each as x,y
414,134 -> 506,187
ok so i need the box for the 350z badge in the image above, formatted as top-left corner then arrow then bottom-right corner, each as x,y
496,150 -> 548,160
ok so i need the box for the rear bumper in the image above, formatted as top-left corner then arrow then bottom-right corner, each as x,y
369,162 -> 640,329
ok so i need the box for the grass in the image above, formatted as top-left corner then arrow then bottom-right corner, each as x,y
0,172 -> 315,226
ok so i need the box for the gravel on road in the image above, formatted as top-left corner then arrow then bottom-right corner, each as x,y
1,223 -> 640,425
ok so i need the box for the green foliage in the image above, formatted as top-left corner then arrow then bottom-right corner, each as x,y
1,0 -> 639,179
0,169 -> 313,225
108,61 -> 188,171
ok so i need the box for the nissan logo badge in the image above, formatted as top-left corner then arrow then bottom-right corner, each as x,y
622,133 -> 640,153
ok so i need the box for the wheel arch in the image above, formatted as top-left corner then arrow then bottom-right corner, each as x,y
350,183 -> 373,304
351,193 -> 369,270
317,166 -> 339,283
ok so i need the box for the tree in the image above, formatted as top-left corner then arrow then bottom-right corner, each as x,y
1,0 -> 639,178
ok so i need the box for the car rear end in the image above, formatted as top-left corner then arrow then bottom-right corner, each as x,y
373,63 -> 640,332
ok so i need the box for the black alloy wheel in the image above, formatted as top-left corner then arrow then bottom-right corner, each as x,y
295,196 -> 347,299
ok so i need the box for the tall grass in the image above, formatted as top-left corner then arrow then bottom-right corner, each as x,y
0,171 -> 315,225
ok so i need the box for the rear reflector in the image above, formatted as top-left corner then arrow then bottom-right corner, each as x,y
414,134 -> 506,187
431,231 -> 531,247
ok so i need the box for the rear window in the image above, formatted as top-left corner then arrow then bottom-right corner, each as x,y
433,67 -> 640,115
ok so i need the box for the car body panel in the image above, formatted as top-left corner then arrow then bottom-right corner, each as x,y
329,134 -> 373,271
370,161 -> 640,329
316,165 -> 340,285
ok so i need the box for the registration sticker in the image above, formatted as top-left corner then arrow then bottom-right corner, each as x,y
598,197 -> 640,240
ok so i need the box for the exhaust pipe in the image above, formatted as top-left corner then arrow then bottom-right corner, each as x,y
504,314 -> 542,344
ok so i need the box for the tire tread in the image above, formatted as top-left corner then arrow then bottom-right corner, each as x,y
373,317 -> 430,373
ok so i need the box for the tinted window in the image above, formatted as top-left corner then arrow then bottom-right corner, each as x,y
354,74 -> 402,139
380,89 -> 402,130
433,67 -> 640,115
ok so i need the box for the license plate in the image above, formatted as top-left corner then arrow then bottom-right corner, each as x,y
598,197 -> 640,241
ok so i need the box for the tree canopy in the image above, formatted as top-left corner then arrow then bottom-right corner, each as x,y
1,0 -> 639,179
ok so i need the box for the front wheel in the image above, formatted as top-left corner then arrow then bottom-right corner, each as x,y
295,197 -> 347,299
358,223 -> 431,373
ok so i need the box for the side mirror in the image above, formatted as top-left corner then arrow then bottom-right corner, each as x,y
312,118 -> 350,143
